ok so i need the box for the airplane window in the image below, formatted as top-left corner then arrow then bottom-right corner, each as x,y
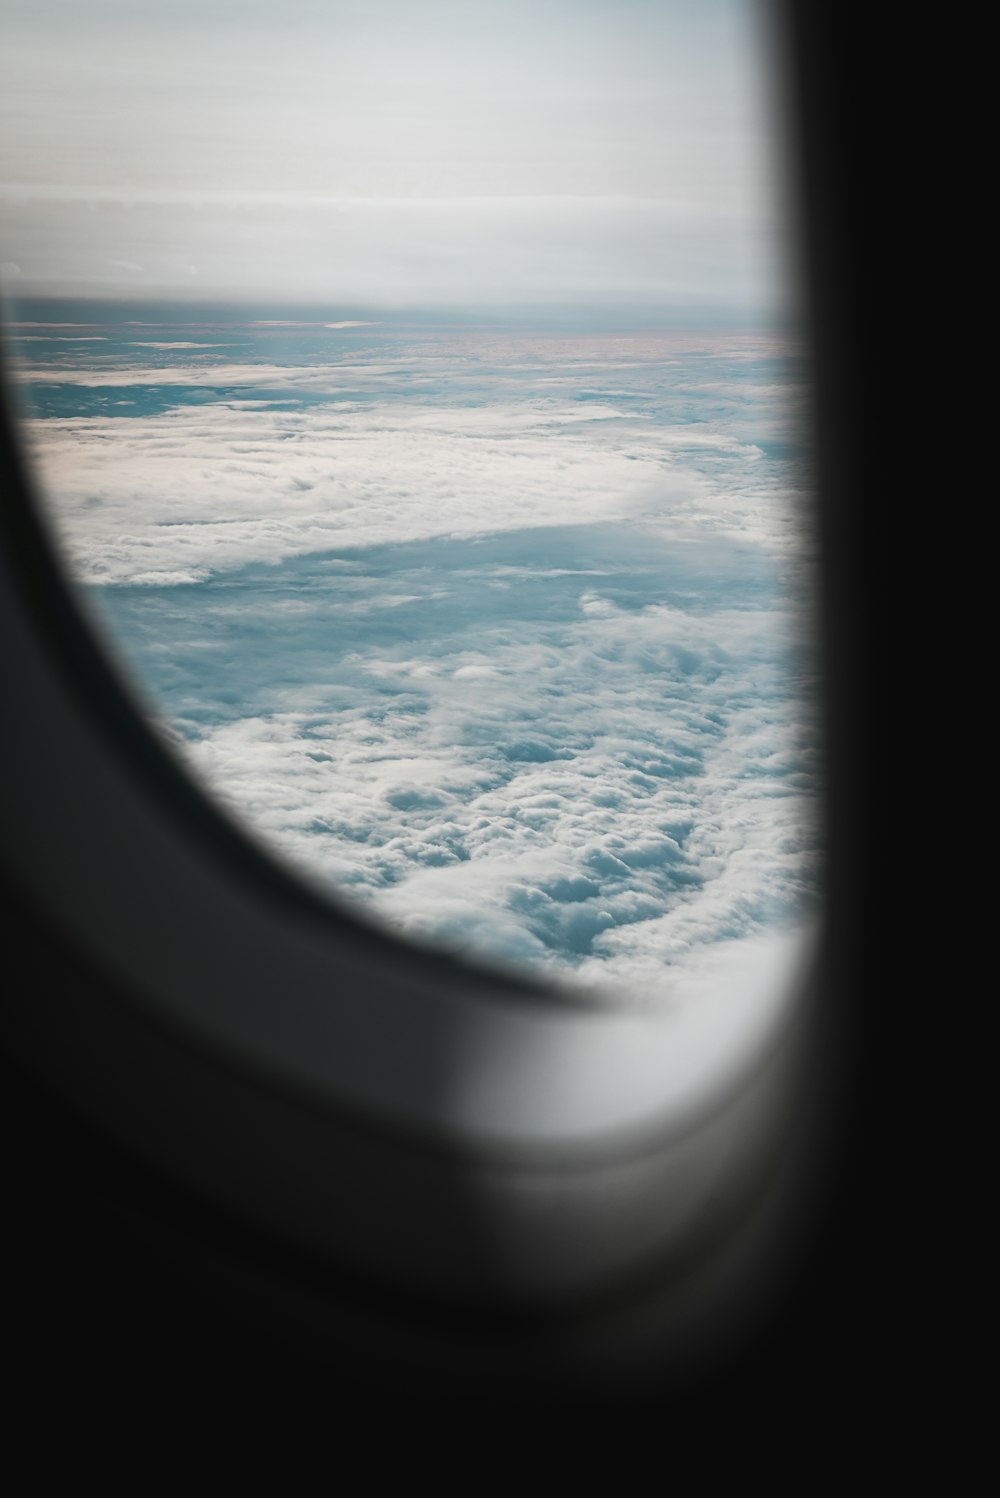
0,1 -> 856,1391
0,0 -> 818,1024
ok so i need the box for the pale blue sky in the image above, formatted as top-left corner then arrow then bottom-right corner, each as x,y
1,1 -> 792,316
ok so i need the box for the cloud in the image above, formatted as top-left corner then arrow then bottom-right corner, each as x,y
17,321 -> 820,1005
96,528 -> 818,1000
18,327 -> 809,589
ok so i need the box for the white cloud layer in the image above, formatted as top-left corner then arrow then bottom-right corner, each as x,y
18,329 -> 809,585
15,321 -> 820,1007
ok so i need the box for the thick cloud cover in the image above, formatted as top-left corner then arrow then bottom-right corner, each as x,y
11,318 -> 820,1004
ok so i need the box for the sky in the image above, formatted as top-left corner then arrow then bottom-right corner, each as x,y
0,0 -> 794,320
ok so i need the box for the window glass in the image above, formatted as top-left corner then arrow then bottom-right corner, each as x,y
1,1 -> 820,1006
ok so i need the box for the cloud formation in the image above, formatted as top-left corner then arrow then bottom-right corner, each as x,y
15,319 -> 820,1006
17,326 -> 810,584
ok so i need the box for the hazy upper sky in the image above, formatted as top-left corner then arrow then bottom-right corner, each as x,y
0,0 -> 793,317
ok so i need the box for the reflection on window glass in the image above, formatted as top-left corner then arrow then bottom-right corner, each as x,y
1,1 -> 820,1003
